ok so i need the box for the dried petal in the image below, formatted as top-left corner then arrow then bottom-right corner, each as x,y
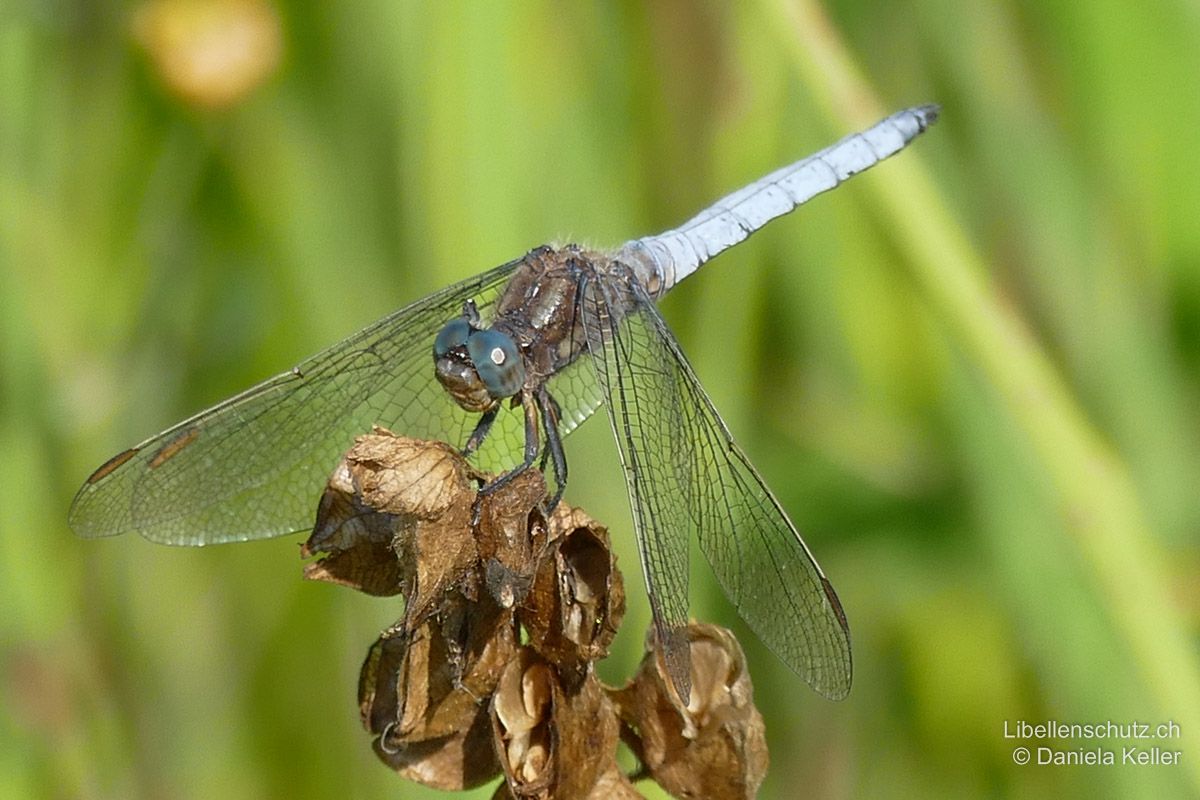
301,458 -> 404,595
613,624 -> 768,800
304,431 -> 479,621
348,432 -> 477,518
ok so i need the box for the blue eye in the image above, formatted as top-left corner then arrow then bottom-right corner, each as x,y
467,329 -> 525,398
433,318 -> 471,358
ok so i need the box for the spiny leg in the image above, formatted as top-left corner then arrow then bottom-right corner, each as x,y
462,405 -> 499,457
474,389 -> 541,521
537,386 -> 567,510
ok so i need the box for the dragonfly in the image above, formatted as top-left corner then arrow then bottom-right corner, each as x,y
71,105 -> 939,701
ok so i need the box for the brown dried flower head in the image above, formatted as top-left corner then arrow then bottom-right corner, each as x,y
305,433 -> 768,798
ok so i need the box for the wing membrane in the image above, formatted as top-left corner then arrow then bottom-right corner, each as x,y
581,268 -> 851,699
70,255 -> 603,545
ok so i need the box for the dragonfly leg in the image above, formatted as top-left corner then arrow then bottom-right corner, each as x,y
537,386 -> 567,510
473,391 -> 541,522
462,406 -> 499,456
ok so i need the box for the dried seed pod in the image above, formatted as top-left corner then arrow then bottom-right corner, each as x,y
304,430 -> 479,621
519,507 -> 625,685
490,648 -> 620,800
489,759 -> 644,800
371,705 -> 500,792
359,599 -> 517,790
474,467 -> 552,609
360,594 -> 517,745
309,434 -> 716,798
612,623 -> 768,800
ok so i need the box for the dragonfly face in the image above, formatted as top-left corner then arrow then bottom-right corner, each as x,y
433,313 -> 526,412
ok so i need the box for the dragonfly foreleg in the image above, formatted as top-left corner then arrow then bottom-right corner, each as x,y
462,405 -> 499,457
474,390 -> 541,517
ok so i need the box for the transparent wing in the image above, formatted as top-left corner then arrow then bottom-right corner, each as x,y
581,268 -> 852,699
69,254 -> 603,546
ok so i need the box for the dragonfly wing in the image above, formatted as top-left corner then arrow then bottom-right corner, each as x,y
580,270 -> 693,694
70,255 -> 601,546
581,266 -> 852,699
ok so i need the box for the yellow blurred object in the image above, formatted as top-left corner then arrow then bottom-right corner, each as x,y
133,0 -> 282,109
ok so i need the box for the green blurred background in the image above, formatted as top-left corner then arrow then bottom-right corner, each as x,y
2,1 -> 1198,798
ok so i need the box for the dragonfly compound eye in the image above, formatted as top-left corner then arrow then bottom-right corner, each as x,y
467,329 -> 525,398
433,317 -> 472,358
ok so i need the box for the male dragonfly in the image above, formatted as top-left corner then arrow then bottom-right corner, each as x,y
71,105 -> 939,700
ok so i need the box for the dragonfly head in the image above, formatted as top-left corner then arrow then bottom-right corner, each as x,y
434,316 -> 525,411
